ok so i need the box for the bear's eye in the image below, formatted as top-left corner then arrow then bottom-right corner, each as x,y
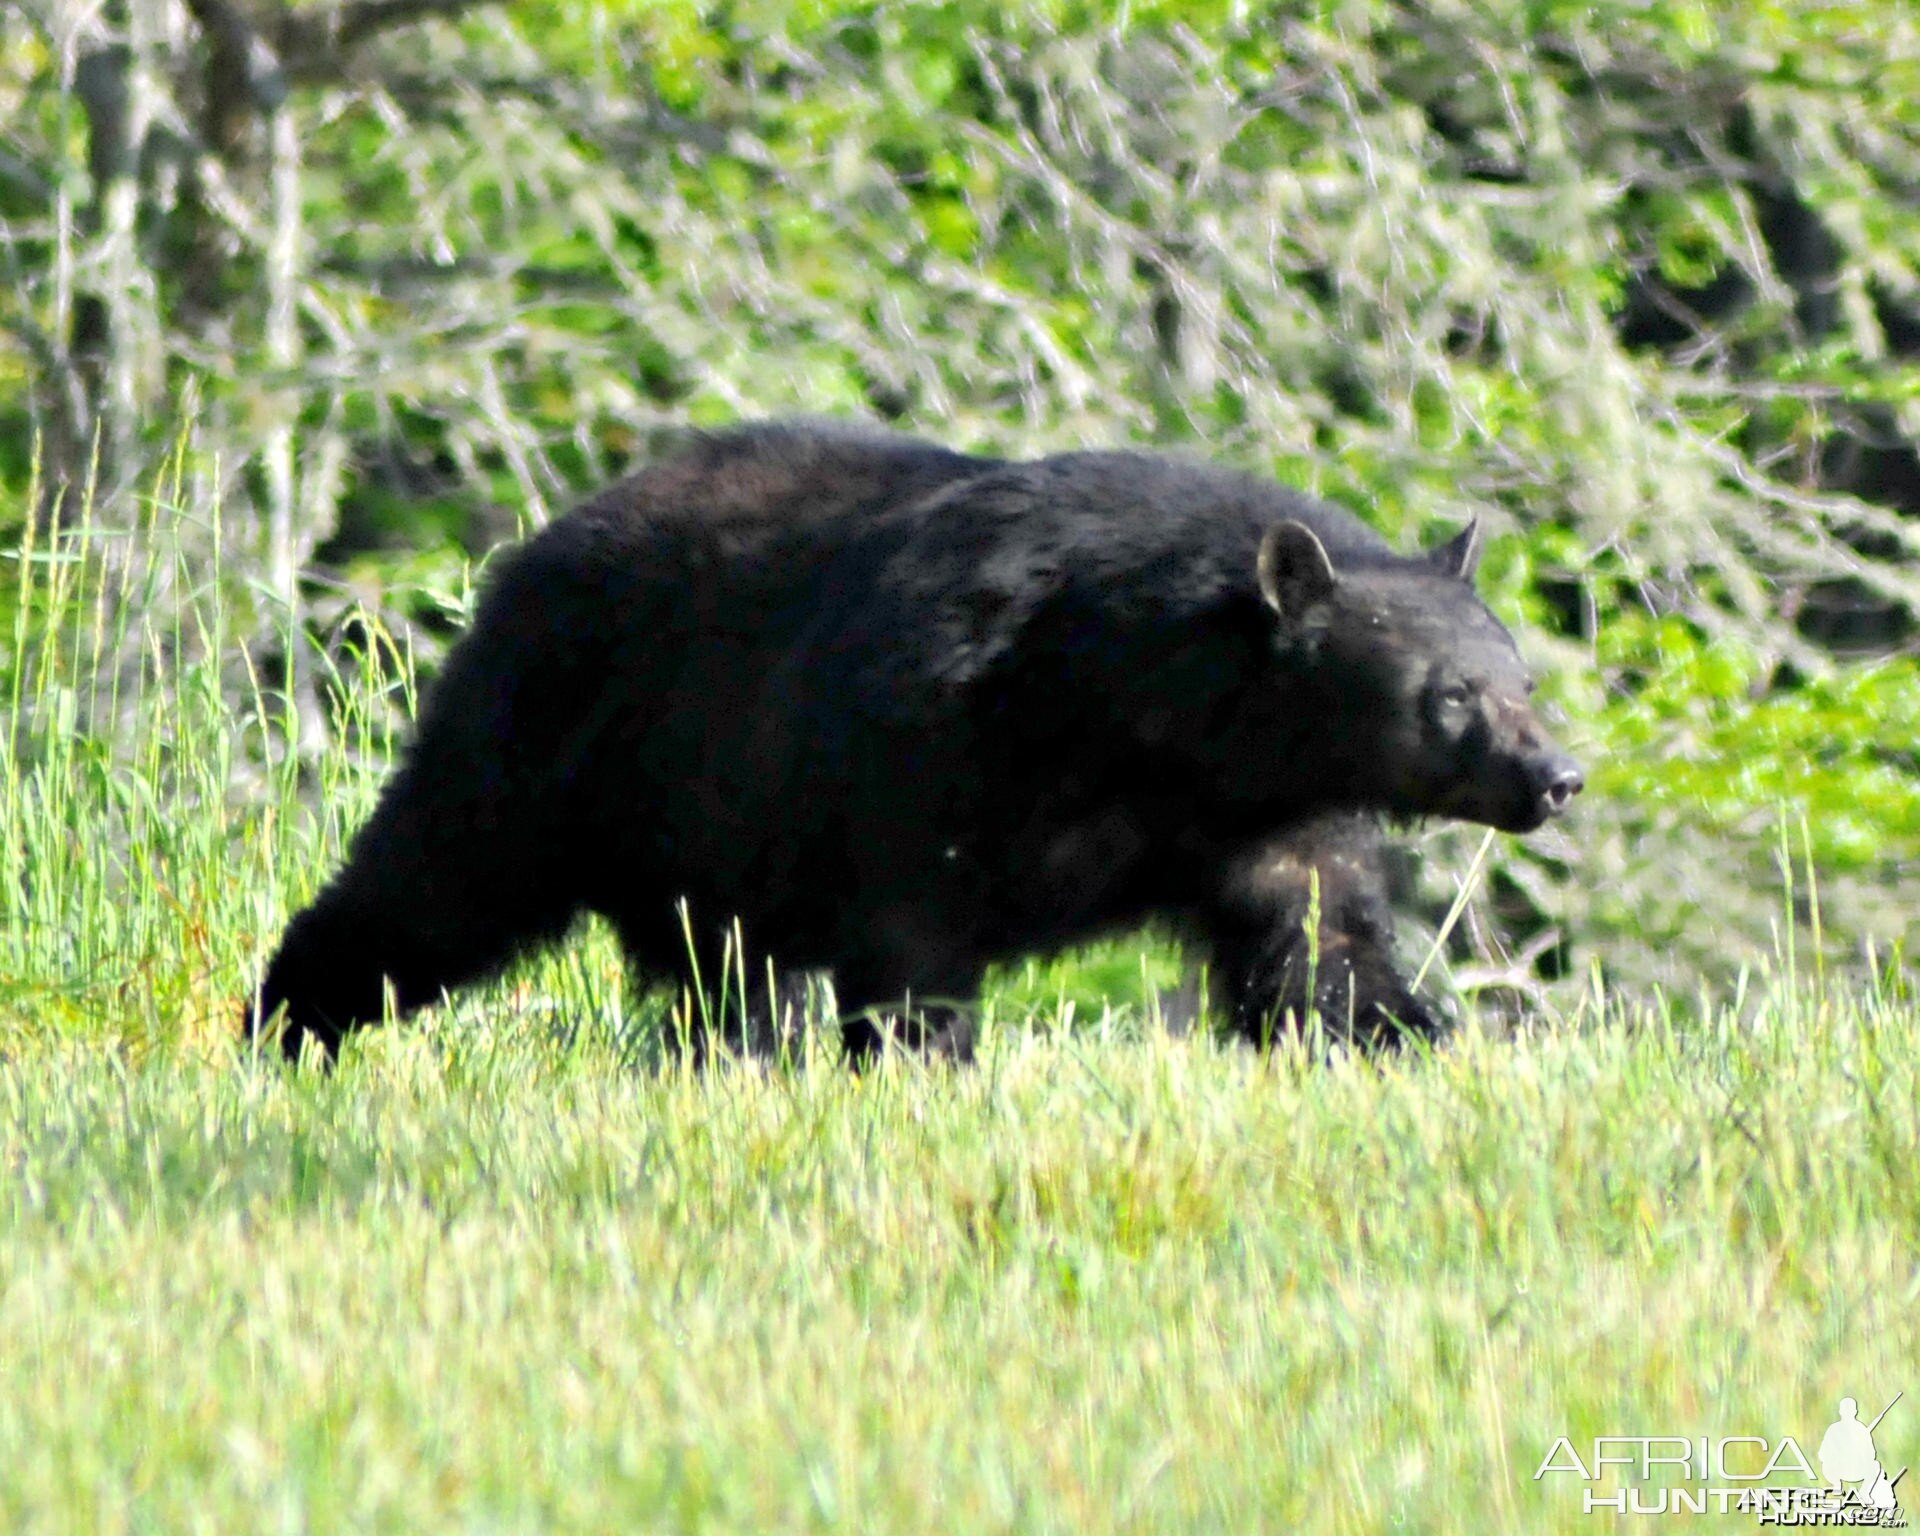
1437,684 -> 1471,709
1524,678 -> 1538,697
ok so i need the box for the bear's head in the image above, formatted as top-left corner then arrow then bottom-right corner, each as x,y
1257,518 -> 1583,834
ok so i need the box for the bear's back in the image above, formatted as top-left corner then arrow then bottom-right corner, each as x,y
574,420 -> 998,554
457,420 -> 998,688
942,449 -> 1398,572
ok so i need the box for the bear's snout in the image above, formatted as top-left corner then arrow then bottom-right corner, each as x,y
1524,751 -> 1584,822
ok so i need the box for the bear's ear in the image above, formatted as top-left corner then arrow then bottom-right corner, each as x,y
1427,518 -> 1483,582
1257,520 -> 1339,619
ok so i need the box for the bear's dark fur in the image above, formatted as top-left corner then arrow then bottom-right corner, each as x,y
254,420 -> 1582,1063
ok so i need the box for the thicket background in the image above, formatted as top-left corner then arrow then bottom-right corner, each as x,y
4,0 -> 1918,1014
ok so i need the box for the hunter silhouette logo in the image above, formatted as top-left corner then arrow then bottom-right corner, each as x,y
1819,1395 -> 1904,1518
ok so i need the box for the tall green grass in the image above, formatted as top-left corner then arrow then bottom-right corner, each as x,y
0,499 -> 1915,1533
0,470 -> 408,1052
1,982 -> 1914,1531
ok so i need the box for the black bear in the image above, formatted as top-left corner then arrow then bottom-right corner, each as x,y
254,420 -> 1582,1064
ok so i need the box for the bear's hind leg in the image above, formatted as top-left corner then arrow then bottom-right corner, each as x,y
1202,812 -> 1444,1050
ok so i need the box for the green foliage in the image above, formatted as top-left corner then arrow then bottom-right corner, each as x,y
1598,620 -> 1920,872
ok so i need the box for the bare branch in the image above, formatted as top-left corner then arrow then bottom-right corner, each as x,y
276,0 -> 497,76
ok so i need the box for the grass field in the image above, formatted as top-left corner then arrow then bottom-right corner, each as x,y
1,983 -> 1915,1533
1,519 -> 1916,1532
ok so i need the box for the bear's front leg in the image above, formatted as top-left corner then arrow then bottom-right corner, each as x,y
1202,812 -> 1446,1049
830,907 -> 985,1066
